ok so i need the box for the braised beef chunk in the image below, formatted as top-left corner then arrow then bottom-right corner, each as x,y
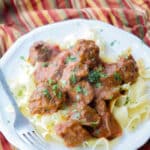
101,55 -> 138,87
34,51 -> 70,84
28,41 -> 60,65
69,105 -> 100,127
95,55 -> 138,101
68,81 -> 94,105
73,40 -> 100,68
117,55 -> 138,83
93,112 -> 122,139
59,62 -> 89,91
29,83 -> 65,114
46,51 -> 70,81
101,63 -> 123,87
95,86 -> 121,101
55,120 -> 91,147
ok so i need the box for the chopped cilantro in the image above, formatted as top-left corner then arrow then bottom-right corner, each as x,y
75,85 -> 82,93
52,84 -> 58,91
20,56 -> 26,61
125,96 -> 130,105
88,70 -> 100,83
57,91 -> 62,99
70,73 -> 77,84
47,78 -> 54,85
95,82 -> 101,88
88,66 -> 106,84
42,62 -> 49,67
52,83 -> 62,98
110,40 -> 117,46
52,84 -> 58,96
114,72 -> 122,81
65,56 -> 77,64
42,89 -> 51,99
75,85 -> 88,96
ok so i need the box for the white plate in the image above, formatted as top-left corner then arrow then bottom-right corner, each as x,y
0,19 -> 150,150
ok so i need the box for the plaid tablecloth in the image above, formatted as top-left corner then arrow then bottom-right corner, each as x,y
0,0 -> 150,150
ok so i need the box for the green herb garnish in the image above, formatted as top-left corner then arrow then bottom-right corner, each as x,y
52,83 -> 62,98
20,56 -> 26,61
125,96 -> 130,105
114,72 -> 122,81
65,56 -> 77,64
75,85 -> 82,93
47,78 -> 54,85
75,85 -> 88,96
52,84 -> 58,91
52,84 -> 58,96
42,62 -> 49,67
42,89 -> 51,99
95,82 -> 101,88
88,66 -> 106,84
88,70 -> 101,83
57,91 -> 62,99
70,73 -> 77,84
110,40 -> 117,46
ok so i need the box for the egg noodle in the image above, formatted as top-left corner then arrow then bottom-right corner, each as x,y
10,29 -> 150,150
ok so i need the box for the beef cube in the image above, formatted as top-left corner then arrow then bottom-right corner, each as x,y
95,86 -> 121,101
55,120 -> 91,147
28,41 -> 60,65
69,105 -> 100,127
68,81 -> 94,105
34,51 -> 70,84
29,83 -> 65,114
59,62 -> 89,91
73,40 -> 100,68
118,55 -> 138,83
93,112 -> 122,139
